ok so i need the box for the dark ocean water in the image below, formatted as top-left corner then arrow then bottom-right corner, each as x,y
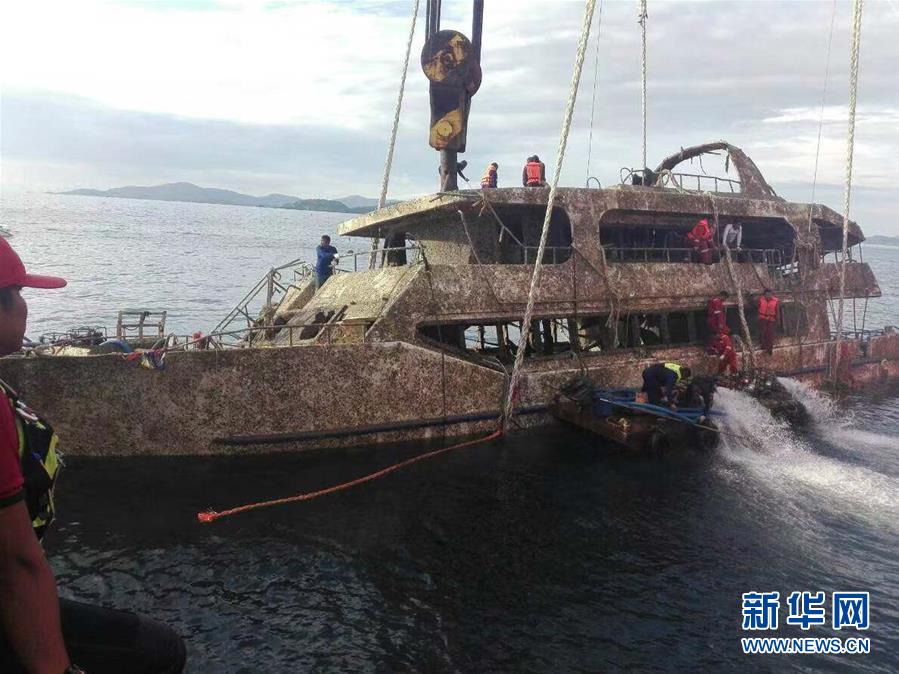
2,193 -> 897,671
46,381 -> 898,672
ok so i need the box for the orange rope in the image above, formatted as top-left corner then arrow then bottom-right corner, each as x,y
197,429 -> 503,524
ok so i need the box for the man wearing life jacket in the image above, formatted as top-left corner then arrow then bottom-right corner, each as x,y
687,218 -> 715,264
480,162 -> 498,189
757,287 -> 779,355
640,362 -> 692,409
0,238 -> 186,673
706,290 -> 728,339
522,155 -> 546,187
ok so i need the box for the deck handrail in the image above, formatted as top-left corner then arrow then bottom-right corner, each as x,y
603,246 -> 783,266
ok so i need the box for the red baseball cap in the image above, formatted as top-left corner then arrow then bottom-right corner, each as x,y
0,237 -> 67,290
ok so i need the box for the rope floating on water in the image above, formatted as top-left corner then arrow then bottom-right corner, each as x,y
197,429 -> 502,524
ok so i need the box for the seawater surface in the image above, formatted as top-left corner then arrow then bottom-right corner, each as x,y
1,193 -> 898,671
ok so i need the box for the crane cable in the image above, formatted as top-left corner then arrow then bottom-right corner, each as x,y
639,0 -> 648,172
369,0 -> 421,269
585,0 -> 605,183
502,0 -> 598,430
832,0 -> 864,382
814,0 -> 838,323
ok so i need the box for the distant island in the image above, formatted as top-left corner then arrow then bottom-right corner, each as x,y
54,182 -> 394,214
865,235 -> 899,247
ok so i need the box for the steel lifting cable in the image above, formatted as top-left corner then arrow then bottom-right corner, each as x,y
832,0 -> 864,381
502,0 -> 597,430
638,0 -> 648,172
585,0 -> 605,183
369,0 -> 421,269
814,0 -> 839,324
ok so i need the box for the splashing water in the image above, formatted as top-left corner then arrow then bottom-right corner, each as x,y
779,377 -> 899,464
713,385 -> 899,532
777,376 -> 844,425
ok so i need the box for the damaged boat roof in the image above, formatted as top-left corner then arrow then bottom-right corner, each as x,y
338,141 -> 864,244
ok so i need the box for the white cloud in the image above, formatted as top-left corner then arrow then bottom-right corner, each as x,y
1,0 -> 898,233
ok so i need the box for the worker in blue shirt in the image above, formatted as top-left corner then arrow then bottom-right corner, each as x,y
315,235 -> 339,288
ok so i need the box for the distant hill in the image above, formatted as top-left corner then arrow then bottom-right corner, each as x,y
866,235 -> 899,247
338,194 -> 398,209
281,198 -> 356,213
55,182 -> 388,213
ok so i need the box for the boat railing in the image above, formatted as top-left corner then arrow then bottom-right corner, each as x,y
116,310 -> 167,341
821,248 -> 864,264
829,327 -> 893,341
211,257 -> 312,336
332,244 -> 424,273
208,243 -> 425,343
604,246 -> 783,266
658,172 -> 742,193
167,320 -> 354,351
619,167 -> 742,193
522,246 -> 572,264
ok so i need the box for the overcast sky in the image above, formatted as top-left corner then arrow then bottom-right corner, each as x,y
1,0 -> 897,234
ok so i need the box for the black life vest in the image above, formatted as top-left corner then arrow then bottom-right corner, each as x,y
1,378 -> 60,539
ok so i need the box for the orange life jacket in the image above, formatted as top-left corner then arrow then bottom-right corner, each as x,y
688,219 -> 713,243
525,161 -> 543,185
758,296 -> 779,322
480,167 -> 497,188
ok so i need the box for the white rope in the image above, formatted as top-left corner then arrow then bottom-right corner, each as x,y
502,0 -> 597,429
639,0 -> 648,171
585,0 -> 604,183
833,0 -> 864,380
369,0 -> 421,268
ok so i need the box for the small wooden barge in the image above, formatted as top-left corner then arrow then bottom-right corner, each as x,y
549,376 -> 721,452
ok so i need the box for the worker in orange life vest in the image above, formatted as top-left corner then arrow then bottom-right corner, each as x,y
710,327 -> 739,375
522,155 -> 546,187
687,218 -> 715,264
757,288 -> 779,355
480,162 -> 498,189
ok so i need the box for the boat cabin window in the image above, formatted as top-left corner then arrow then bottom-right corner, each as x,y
693,303 -> 807,344
419,317 -> 576,363
419,303 -> 806,361
459,204 -> 572,265
597,210 -> 795,267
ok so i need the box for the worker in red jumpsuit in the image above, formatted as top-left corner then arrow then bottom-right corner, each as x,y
711,328 -> 739,375
687,218 -> 715,264
706,290 -> 729,339
757,288 -> 779,355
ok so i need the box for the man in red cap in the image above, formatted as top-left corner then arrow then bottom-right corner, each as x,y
0,239 -> 185,673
